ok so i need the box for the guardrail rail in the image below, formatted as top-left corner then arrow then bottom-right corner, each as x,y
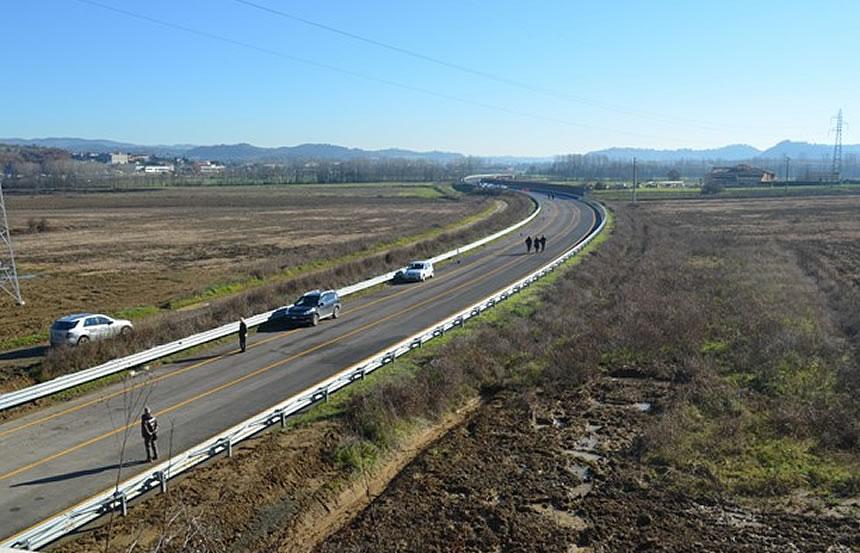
0,194 -> 540,412
3,197 -> 605,551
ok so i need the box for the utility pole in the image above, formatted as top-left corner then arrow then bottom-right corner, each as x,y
0,178 -> 24,305
831,109 -> 843,183
632,157 -> 638,204
784,156 -> 790,195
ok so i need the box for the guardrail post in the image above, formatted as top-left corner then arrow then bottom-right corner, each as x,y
279,410 -> 286,428
113,491 -> 128,517
156,470 -> 167,493
324,388 -> 330,402
226,437 -> 233,458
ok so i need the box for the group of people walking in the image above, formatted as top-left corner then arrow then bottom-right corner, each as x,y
525,235 -> 547,253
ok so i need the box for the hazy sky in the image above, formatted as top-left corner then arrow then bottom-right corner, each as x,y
3,0 -> 857,156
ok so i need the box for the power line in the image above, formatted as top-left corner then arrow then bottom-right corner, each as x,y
71,0 -> 669,141
233,0 -> 761,134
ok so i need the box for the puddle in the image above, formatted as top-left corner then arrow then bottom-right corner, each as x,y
533,416 -> 569,430
568,482 -> 594,498
574,434 -> 599,451
530,503 -> 589,530
565,463 -> 591,480
563,449 -> 602,463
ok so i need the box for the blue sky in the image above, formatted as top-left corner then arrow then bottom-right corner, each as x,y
2,0 -> 857,156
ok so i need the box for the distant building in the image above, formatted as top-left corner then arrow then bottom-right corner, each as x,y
194,161 -> 225,174
109,152 -> 130,165
143,164 -> 174,174
705,164 -> 776,188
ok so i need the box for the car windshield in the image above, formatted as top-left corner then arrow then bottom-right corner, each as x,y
408,263 -> 425,270
295,294 -> 320,307
52,320 -> 77,331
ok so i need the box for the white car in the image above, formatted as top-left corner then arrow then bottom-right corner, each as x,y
395,260 -> 434,282
49,313 -> 133,347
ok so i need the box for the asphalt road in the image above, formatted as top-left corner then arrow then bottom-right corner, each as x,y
0,193 -> 596,542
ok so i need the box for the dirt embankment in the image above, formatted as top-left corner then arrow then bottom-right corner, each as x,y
317,373 -> 858,552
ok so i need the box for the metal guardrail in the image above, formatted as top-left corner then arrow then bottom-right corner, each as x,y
2,199 -> 605,550
0,198 -> 541,412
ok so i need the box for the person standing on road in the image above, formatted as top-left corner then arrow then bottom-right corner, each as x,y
534,236 -> 541,253
525,236 -> 532,253
540,235 -> 547,252
141,407 -> 158,462
238,317 -> 248,353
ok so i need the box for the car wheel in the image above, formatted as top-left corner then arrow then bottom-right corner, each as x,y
311,313 -> 320,326
77,336 -> 90,345
120,326 -> 132,336
332,305 -> 340,319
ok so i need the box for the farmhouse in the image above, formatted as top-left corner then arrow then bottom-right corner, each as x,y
705,164 -> 776,187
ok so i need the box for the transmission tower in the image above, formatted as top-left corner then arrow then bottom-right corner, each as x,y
831,109 -> 843,182
0,178 -> 24,305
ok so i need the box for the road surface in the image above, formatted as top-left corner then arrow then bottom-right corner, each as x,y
0,193 -> 596,542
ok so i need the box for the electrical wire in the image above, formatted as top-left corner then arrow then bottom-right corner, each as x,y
71,0 -> 676,141
233,0 -> 765,134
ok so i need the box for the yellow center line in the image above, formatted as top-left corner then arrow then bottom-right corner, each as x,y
2,197 -> 592,550
0,230 -> 549,483
0,332 -> 291,439
0,198 -> 557,440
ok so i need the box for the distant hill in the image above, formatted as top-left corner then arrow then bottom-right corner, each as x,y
759,140 -> 860,159
0,137 -> 193,157
184,143 -> 463,163
587,144 -> 761,162
3,137 -> 858,164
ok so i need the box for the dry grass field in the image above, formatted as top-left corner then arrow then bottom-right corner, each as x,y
0,184 -> 490,350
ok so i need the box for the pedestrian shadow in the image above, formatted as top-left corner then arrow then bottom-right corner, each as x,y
174,353 -> 222,364
10,459 -> 149,487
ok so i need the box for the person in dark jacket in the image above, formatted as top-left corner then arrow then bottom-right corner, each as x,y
238,318 -> 248,352
525,235 -> 532,253
141,407 -> 158,462
534,236 -> 541,253
540,235 -> 547,252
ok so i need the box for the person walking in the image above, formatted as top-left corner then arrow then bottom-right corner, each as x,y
238,318 -> 248,353
540,235 -> 547,252
534,236 -> 541,253
525,236 -> 532,253
141,407 -> 158,462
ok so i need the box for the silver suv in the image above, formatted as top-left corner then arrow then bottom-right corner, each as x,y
283,290 -> 341,326
49,313 -> 133,347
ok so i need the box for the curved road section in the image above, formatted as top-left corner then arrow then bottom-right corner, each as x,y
0,193 -> 596,542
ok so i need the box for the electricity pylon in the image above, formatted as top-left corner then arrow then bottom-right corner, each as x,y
0,178 -> 24,305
